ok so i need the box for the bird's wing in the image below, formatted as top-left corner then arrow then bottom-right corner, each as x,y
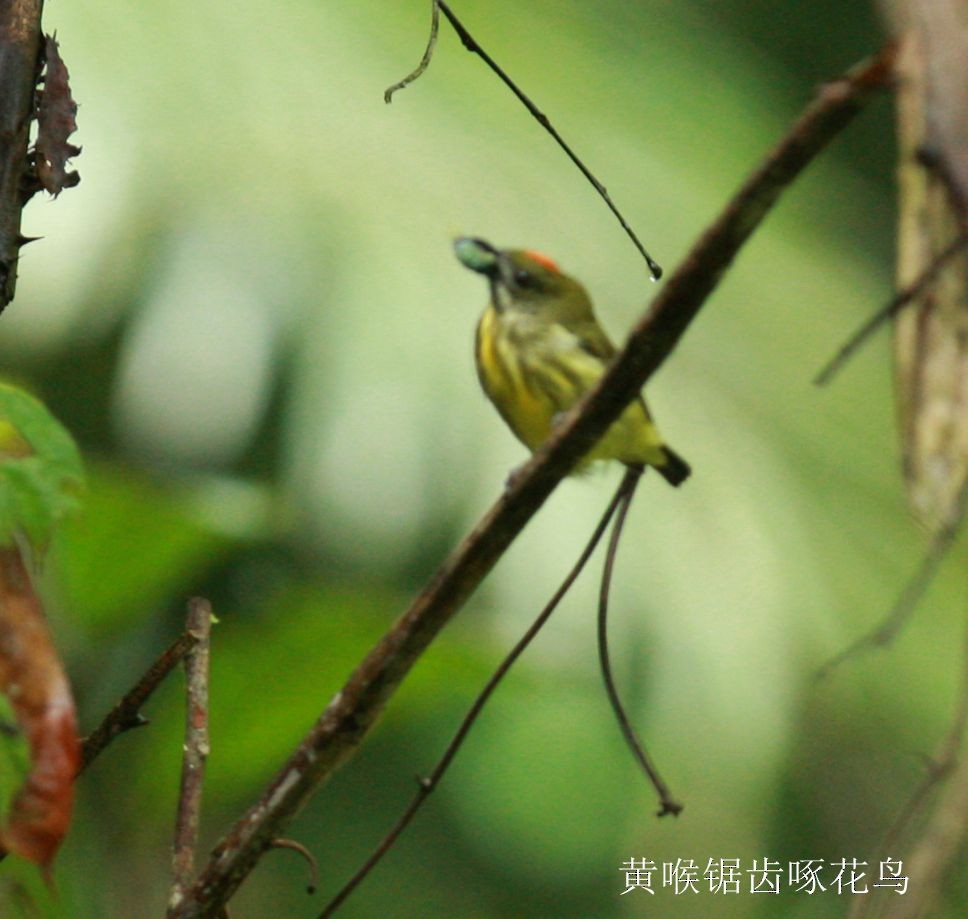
564,316 -> 616,362
556,317 -> 658,422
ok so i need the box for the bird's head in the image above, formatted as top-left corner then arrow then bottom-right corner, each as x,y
454,237 -> 591,321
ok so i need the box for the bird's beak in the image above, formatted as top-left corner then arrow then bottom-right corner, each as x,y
454,237 -> 500,279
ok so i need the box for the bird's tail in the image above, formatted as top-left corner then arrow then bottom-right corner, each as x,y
655,447 -> 691,487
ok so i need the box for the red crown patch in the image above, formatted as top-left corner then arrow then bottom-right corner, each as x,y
522,250 -> 560,273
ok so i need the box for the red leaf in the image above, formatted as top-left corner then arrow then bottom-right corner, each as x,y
0,547 -> 79,871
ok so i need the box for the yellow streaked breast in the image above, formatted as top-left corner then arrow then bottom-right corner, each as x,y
475,306 -> 555,451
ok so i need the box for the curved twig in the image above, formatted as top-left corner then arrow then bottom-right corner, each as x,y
384,1 -> 439,103
597,466 -> 681,816
270,838 -> 319,895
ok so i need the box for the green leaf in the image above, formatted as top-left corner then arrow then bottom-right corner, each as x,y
0,695 -> 30,829
54,464 -> 229,633
0,384 -> 84,550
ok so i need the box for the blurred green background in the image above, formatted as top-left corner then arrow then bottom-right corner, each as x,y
1,0 -> 965,916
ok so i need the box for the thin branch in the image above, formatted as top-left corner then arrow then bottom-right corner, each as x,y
171,46 -> 893,919
597,467 -> 681,816
0,620 -> 201,869
869,608 -> 968,919
848,608 -> 968,919
168,598 -> 214,915
79,628 -> 200,773
386,0 -> 662,279
816,485 -> 965,680
384,0 -> 439,103
814,230 -> 968,385
317,470 -> 635,917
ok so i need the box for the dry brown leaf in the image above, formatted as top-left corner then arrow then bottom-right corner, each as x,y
34,35 -> 80,197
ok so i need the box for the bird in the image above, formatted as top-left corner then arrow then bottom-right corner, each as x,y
454,236 -> 690,486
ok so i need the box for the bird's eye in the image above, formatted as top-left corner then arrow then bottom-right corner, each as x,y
514,269 -> 535,289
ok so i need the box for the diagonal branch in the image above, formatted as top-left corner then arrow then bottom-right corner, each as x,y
815,481 -> 966,680
79,628 -> 200,773
171,45 -> 894,919
435,0 -> 662,279
317,468 -> 638,917
814,229 -> 968,386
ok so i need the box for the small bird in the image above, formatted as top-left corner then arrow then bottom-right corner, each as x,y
454,237 -> 690,486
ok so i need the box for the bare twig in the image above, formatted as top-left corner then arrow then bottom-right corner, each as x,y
814,230 -> 968,385
270,838 -> 319,895
867,609 -> 968,919
387,0 -> 662,279
168,598 -> 214,915
0,602 -> 201,869
171,47 -> 893,919
597,467 -> 681,816
816,484 -> 965,680
80,629 -> 200,773
318,470 -> 634,917
848,608 -> 968,919
0,0 -> 43,310
384,0 -> 439,103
